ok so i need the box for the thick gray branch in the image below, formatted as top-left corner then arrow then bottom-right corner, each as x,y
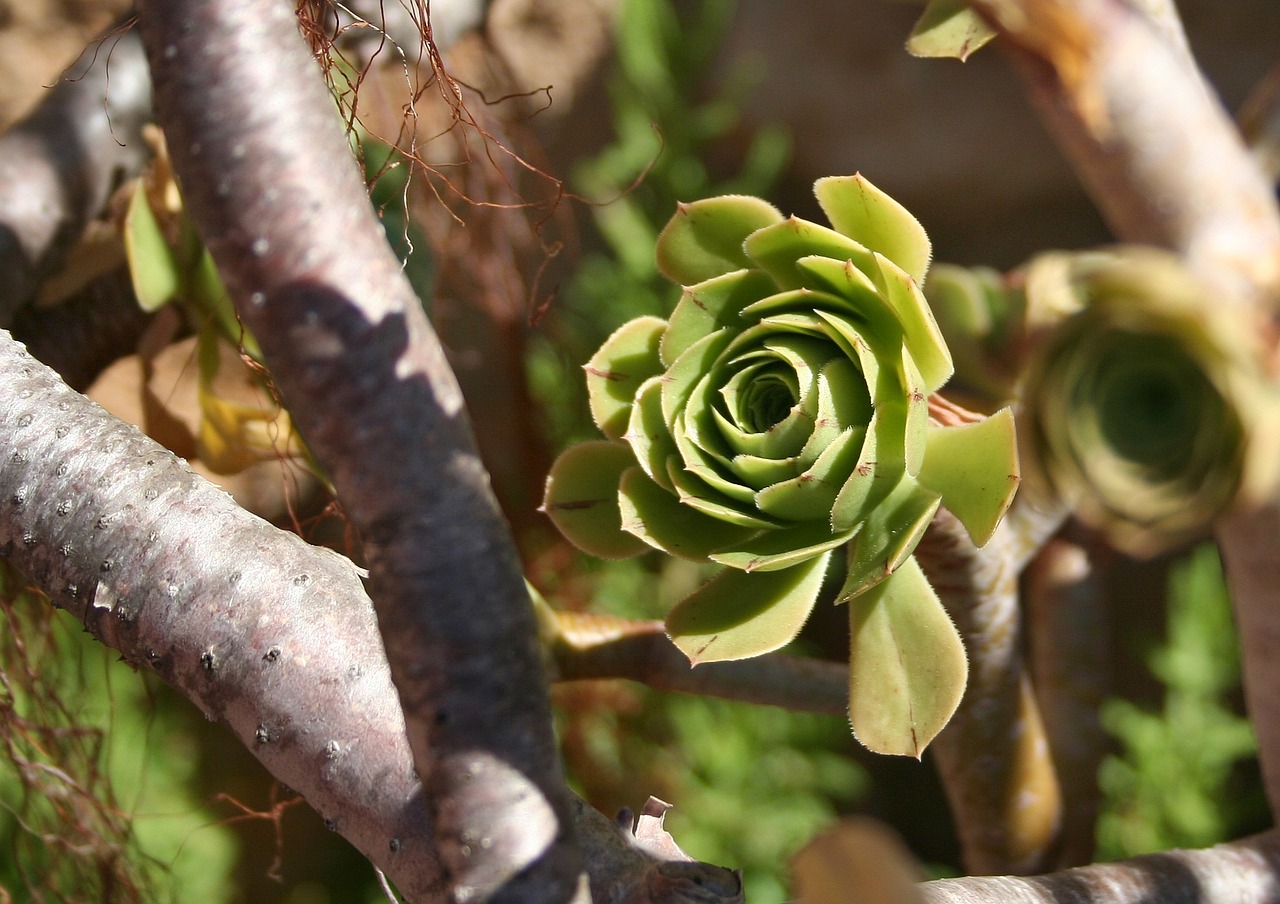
919,830 -> 1280,904
0,330 -> 742,904
0,330 -> 442,899
133,1 -> 584,901
0,24 -> 151,324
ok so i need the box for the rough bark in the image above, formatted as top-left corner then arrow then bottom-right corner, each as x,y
0,329 -> 744,904
0,330 -> 443,899
919,830 -> 1280,904
133,1 -> 585,900
917,506 -> 1064,876
974,0 -> 1280,824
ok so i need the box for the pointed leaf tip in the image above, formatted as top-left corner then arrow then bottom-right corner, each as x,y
656,194 -> 784,286
814,174 -> 932,286
907,0 -> 998,61
848,557 -> 967,757
917,406 -> 1020,547
543,442 -> 649,559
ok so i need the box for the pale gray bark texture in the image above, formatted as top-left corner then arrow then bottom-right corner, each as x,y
0,330 -> 443,900
0,329 -> 744,904
132,1 -> 586,900
919,830 -> 1280,904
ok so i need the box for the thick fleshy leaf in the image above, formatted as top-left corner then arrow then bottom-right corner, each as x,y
874,254 -> 953,393
838,478 -> 941,600
666,552 -> 832,664
624,376 -> 679,491
586,316 -> 667,440
917,406 -> 1020,547
847,556 -> 968,757
754,428 -> 863,522
619,468 -> 757,560
661,269 -> 777,366
668,459 -> 781,529
542,441 -> 649,559
814,174 -> 932,286
710,521 -> 856,572
831,412 -> 884,530
662,328 -> 733,425
656,195 -> 783,286
906,0 -> 998,61
743,217 -> 876,291
902,348 -> 930,478
124,181 -> 182,312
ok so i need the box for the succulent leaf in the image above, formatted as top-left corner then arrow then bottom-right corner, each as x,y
544,175 -> 1025,756
586,316 -> 668,440
917,406 -> 1020,547
661,269 -> 776,366
124,181 -> 183,312
1022,248 -> 1280,555
814,174 -> 932,286
656,194 -> 784,286
906,0 -> 999,61
839,478 -> 942,600
743,217 -> 875,291
847,556 -> 968,757
619,467 -> 757,559
666,552 -> 833,664
542,441 -> 649,559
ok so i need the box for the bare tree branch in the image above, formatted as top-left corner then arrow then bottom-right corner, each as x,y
548,612 -> 849,715
973,0 -> 1280,824
0,329 -> 746,904
132,2 -> 588,900
918,506 -> 1064,876
1023,537 -> 1110,867
0,24 -> 151,324
919,830 -> 1280,904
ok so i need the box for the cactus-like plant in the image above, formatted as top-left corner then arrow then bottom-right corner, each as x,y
542,175 -> 1020,755
1020,248 -> 1280,556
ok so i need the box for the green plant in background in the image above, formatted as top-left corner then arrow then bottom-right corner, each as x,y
0,563 -> 237,902
1019,249 -> 1280,557
544,174 -> 1021,756
1096,544 -> 1264,858
530,0 -> 789,449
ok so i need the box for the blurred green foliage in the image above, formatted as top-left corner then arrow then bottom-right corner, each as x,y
0,563 -> 237,902
529,0 -> 789,449
1096,544 -> 1265,859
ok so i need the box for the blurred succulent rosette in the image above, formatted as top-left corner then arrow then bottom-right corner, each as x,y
1020,248 -> 1280,556
543,175 -> 1020,755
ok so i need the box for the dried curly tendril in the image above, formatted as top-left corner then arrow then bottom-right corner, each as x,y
1019,248 -> 1280,557
543,174 -> 1020,756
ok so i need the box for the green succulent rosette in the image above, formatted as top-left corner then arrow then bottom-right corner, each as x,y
543,175 -> 1020,756
1022,248 -> 1280,556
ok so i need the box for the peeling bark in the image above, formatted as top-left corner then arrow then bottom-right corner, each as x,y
133,1 -> 585,900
